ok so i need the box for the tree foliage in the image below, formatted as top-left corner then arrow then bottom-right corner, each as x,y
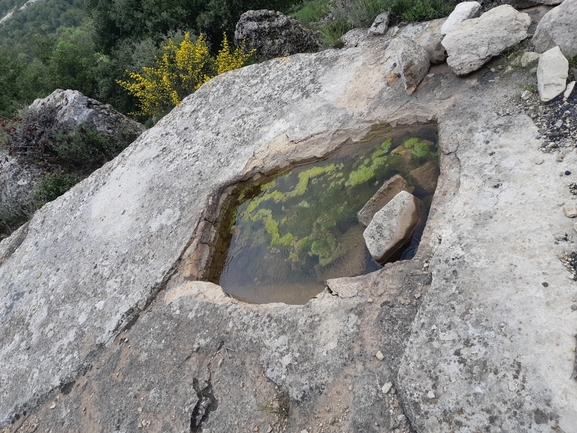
117,33 -> 254,117
86,0 -> 302,54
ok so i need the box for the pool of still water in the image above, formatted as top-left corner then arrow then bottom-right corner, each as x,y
208,124 -> 439,304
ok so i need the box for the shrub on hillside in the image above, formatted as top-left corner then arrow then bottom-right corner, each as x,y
118,33 -> 254,118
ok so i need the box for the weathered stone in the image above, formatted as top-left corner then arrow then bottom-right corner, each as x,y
368,12 -> 390,36
357,174 -> 414,226
363,191 -> 421,263
537,46 -> 568,101
341,28 -> 368,47
532,0 -> 577,57
399,18 -> 447,64
408,160 -> 439,195
511,50 -> 541,67
442,5 -> 531,75
28,89 -> 144,140
326,273 -> 375,298
387,36 -> 430,94
565,81 -> 576,98
0,150 -> 45,236
563,206 -> 577,218
440,1 -> 482,36
234,10 -> 320,58
506,0 -> 564,7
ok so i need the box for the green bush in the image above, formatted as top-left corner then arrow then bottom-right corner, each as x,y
33,172 -> 83,207
293,0 -> 457,47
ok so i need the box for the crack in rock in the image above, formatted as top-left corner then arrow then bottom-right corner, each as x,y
190,376 -> 218,432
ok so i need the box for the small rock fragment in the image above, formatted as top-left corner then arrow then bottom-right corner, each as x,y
565,81 -> 576,99
253,426 -> 259,432
564,206 -> 577,218
376,350 -> 385,360
382,382 -> 393,394
368,12 -> 390,36
521,90 -> 532,100
427,390 -> 435,399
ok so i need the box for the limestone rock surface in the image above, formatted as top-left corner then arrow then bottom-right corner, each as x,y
358,174 -> 413,226
399,18 -> 447,64
504,0 -> 562,8
363,190 -> 421,262
537,46 -> 568,101
388,36 -> 430,94
28,89 -> 144,140
440,1 -> 482,36
442,5 -> 531,75
234,10 -> 320,58
368,12 -> 390,36
532,0 -> 577,57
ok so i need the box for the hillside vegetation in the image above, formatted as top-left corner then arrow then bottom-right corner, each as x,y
0,0 -> 458,120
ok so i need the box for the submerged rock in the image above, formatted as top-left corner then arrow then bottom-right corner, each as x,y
537,46 -> 568,101
408,160 -> 439,195
442,5 -> 531,75
357,174 -> 414,226
363,191 -> 421,263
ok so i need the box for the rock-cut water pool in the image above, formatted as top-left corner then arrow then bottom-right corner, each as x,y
207,124 -> 439,304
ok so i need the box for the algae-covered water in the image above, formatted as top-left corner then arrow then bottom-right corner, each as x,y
209,124 -> 439,304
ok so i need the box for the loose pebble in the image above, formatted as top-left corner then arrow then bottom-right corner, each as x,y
427,390 -> 435,399
367,298 -> 374,303
564,207 -> 577,218
382,382 -> 393,394
375,350 -> 384,360
571,305 -> 577,311
253,426 -> 259,432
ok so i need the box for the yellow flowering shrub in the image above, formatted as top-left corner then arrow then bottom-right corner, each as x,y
118,33 -> 255,118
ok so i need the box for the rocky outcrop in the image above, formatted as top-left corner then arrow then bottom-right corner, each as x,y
537,46 -> 568,101
28,89 -> 144,140
2,14 -> 577,433
1,90 -> 143,239
532,0 -> 577,57
440,1 -> 481,36
234,10 -> 320,58
357,174 -> 413,226
442,5 -> 531,75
